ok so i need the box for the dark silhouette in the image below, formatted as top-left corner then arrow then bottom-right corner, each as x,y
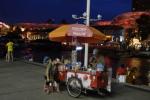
136,14 -> 150,40
60,19 -> 68,24
46,18 -> 55,24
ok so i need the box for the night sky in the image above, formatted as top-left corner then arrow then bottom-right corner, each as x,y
0,0 -> 131,24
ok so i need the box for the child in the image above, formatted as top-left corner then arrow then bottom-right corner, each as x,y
44,76 -> 54,94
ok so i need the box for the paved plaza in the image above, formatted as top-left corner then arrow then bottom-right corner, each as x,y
0,60 -> 149,100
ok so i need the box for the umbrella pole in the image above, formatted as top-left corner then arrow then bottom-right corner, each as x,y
71,37 -> 77,69
84,0 -> 90,68
84,43 -> 88,67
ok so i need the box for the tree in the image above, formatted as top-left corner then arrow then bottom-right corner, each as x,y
136,14 -> 150,40
46,18 -> 55,24
60,19 -> 68,24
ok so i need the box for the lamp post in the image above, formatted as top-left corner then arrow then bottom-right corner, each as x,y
84,0 -> 90,68
72,0 -> 102,67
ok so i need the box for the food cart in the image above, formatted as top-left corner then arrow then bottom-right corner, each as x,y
58,67 -> 108,97
49,24 -> 109,98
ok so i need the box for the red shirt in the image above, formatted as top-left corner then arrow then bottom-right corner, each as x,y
104,56 -> 112,68
117,67 -> 126,75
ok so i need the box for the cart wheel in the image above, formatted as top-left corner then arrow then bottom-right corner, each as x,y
67,77 -> 83,98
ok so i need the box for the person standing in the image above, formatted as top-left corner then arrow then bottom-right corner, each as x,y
96,55 -> 105,72
104,56 -> 112,92
6,40 -> 14,62
44,58 -> 54,94
116,64 -> 127,83
53,58 -> 62,92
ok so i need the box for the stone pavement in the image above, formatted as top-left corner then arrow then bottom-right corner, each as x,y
0,59 -> 150,100
124,83 -> 150,92
23,59 -> 150,92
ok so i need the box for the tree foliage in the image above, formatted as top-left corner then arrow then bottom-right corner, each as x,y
136,14 -> 150,40
60,19 -> 68,24
46,18 -> 55,24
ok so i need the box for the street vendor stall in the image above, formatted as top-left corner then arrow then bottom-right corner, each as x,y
49,24 -> 108,98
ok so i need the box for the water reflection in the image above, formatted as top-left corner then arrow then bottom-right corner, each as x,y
128,58 -> 142,67
115,57 -> 150,86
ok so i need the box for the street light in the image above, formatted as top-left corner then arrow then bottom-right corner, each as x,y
72,12 -> 102,23
72,0 -> 102,67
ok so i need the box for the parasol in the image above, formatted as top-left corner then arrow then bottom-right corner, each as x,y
49,24 -> 106,43
49,24 -> 106,67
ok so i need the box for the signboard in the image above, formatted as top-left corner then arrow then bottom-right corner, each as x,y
67,24 -> 92,37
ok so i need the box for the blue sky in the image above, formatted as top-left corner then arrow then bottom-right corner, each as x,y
0,0 -> 131,24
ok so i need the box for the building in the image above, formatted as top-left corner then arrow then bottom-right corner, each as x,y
15,23 -> 60,41
0,22 -> 10,36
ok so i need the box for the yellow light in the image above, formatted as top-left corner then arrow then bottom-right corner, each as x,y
21,27 -> 25,32
62,42 -> 67,45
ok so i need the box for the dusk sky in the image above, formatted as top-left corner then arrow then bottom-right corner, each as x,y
0,0 -> 131,24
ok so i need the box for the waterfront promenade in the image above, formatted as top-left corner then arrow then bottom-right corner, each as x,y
0,59 -> 149,100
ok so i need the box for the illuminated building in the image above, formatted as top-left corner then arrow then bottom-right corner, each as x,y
16,23 -> 59,41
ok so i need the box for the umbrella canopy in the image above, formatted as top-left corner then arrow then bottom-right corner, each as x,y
49,24 -> 106,43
